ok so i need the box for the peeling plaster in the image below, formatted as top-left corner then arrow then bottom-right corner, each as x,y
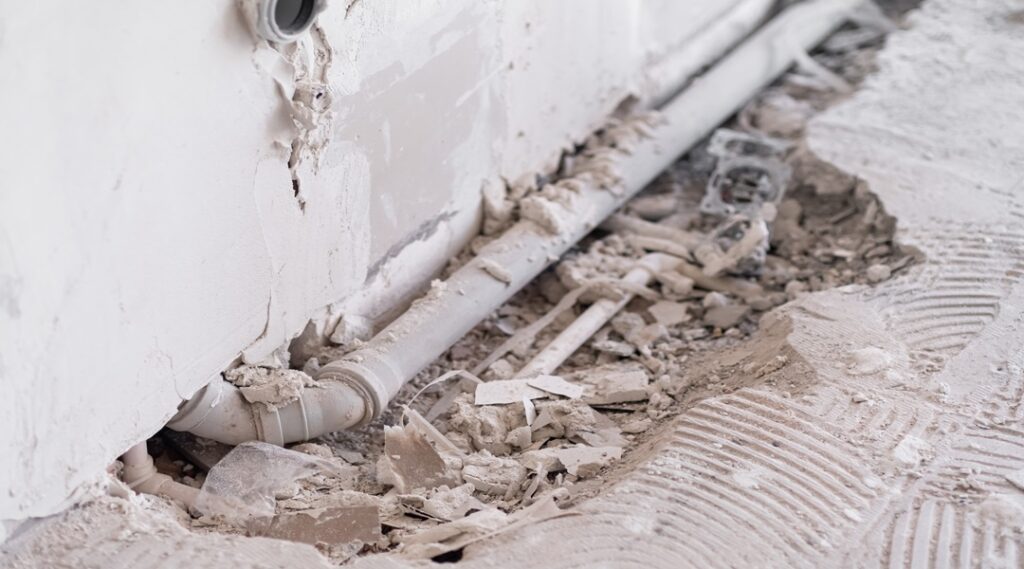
0,0 -> 751,524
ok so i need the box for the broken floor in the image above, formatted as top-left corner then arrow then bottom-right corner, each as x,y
5,0 -> 1024,567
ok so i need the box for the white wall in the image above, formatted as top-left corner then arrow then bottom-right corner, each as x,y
0,0 -> 746,525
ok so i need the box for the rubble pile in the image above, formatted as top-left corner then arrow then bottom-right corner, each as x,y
139,16 -> 915,565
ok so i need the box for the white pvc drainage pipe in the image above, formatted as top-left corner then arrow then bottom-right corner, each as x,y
168,0 -> 862,447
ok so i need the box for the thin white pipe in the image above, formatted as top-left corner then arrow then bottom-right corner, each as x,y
646,0 -> 777,108
120,442 -> 200,508
517,253 -> 681,377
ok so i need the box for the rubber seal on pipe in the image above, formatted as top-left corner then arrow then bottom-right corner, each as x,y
315,358 -> 395,424
254,0 -> 327,43
255,406 -> 286,446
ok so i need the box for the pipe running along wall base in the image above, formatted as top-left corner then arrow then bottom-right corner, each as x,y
167,0 -> 864,447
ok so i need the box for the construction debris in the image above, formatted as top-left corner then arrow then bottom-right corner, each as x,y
224,365 -> 314,409
521,445 -> 623,478
380,424 -> 457,494
647,301 -> 692,326
575,365 -> 650,405
134,19 -> 916,563
266,494 -> 381,546
462,452 -> 528,496
526,375 -> 585,399
700,129 -> 791,218
474,379 -> 546,405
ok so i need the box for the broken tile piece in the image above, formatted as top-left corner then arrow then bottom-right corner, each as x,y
474,379 -> 546,405
382,424 -> 456,493
266,503 -> 381,546
526,375 -> 584,399
647,301 -> 692,326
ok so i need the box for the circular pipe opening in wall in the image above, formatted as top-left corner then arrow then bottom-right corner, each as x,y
257,0 -> 324,43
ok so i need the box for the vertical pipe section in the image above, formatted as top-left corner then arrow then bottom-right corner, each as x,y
316,0 -> 863,423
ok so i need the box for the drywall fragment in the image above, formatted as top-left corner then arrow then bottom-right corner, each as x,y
404,409 -> 466,458
267,497 -> 381,546
577,366 -> 650,405
474,379 -> 546,405
704,305 -> 750,329
196,442 -> 348,525
520,446 -> 623,478
382,424 -> 456,493
398,494 -> 574,559
225,365 -> 314,410
479,259 -> 513,284
647,301 -> 692,326
526,375 -> 584,399
462,452 -> 528,496
523,395 -> 537,426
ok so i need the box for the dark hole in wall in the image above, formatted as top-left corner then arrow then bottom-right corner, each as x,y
274,0 -> 315,33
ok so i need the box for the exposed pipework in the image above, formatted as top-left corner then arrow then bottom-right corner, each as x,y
517,253 -> 681,378
167,0 -> 863,448
120,443 -> 200,508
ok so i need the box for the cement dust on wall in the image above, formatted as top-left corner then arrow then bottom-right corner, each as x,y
0,0 -> 754,526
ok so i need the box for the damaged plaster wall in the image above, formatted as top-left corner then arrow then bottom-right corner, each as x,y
0,0 -> 746,526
